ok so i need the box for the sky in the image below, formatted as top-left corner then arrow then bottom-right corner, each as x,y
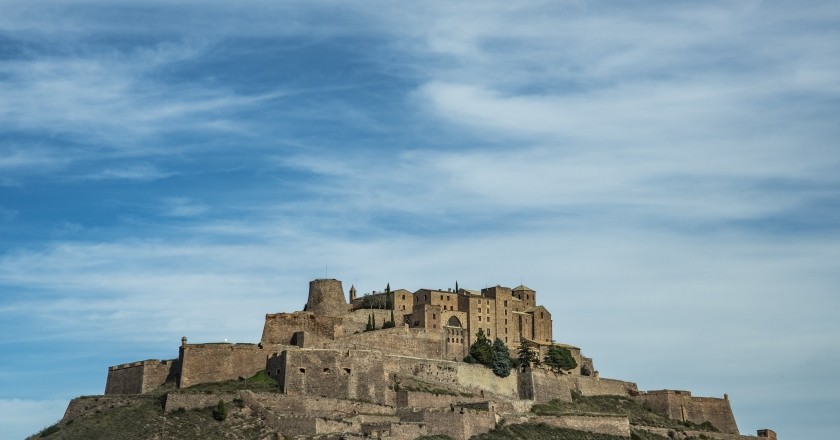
0,0 -> 838,438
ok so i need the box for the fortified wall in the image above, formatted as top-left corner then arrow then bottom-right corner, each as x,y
105,359 -> 178,395
636,390 -> 740,434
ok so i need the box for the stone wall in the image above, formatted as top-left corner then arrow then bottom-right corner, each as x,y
246,391 -> 396,417
281,348 -> 393,405
574,375 -> 637,396
395,390 -> 487,409
178,343 -> 271,388
636,390 -> 739,435
279,348 -> 522,407
398,407 -> 496,440
532,415 -> 630,437
261,312 -> 343,345
330,325 -> 465,362
105,359 -> 178,395
528,369 -> 573,403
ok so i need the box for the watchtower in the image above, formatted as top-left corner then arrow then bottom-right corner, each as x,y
307,279 -> 348,317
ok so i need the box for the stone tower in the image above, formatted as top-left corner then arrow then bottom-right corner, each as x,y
307,279 -> 348,317
349,284 -> 357,302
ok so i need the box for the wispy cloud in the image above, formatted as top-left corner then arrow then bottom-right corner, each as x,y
1,2 -> 838,438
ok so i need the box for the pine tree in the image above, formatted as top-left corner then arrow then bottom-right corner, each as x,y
544,346 -> 577,372
517,340 -> 538,369
455,281 -> 459,292
491,338 -> 512,377
469,329 -> 493,365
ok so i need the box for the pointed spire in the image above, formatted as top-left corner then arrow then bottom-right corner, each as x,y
349,284 -> 357,302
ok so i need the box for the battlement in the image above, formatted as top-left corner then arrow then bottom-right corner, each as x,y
108,359 -> 176,371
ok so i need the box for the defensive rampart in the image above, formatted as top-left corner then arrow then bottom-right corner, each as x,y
636,390 -> 739,434
105,359 -> 178,395
574,375 -> 637,396
177,343 -> 271,388
531,415 -> 631,437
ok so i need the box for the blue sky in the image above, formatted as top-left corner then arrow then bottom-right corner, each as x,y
1,1 -> 839,438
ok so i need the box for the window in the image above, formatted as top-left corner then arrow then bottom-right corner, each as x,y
433,313 -> 436,319
402,295 -> 405,300
486,317 -> 490,322
323,368 -> 330,373
504,300 -> 508,307
299,368 -> 306,373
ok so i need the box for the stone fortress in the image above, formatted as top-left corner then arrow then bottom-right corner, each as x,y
88,279 -> 776,439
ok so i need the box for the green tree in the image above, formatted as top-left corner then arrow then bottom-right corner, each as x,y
469,329 -> 493,365
212,399 -> 228,421
491,338 -> 512,377
517,340 -> 538,369
544,346 -> 577,372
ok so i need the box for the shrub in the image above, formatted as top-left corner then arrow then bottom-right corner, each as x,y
212,399 -> 228,421
544,346 -> 578,372
469,329 -> 494,365
39,424 -> 61,437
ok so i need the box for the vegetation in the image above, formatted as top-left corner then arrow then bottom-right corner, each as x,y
37,424 -> 61,437
366,313 -> 377,331
383,309 -> 397,328
466,330 -> 515,377
176,370 -> 279,394
471,423 -> 632,440
544,346 -> 577,372
27,396 -> 275,440
212,399 -> 227,421
517,340 -> 539,369
530,393 -> 719,433
469,329 -> 494,365
491,338 -> 513,377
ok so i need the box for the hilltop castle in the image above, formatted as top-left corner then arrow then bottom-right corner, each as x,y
89,279 -> 776,439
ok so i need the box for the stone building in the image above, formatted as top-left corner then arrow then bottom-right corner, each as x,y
351,283 -> 553,357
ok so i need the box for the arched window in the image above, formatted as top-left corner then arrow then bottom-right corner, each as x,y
447,316 -> 462,327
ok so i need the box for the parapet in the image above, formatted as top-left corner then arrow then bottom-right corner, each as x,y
306,279 -> 348,317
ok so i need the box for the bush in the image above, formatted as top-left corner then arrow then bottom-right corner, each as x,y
469,329 -> 494,365
212,399 -> 228,421
39,424 -> 61,437
544,346 -> 578,372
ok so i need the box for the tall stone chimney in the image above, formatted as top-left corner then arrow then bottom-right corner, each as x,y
307,279 -> 348,317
